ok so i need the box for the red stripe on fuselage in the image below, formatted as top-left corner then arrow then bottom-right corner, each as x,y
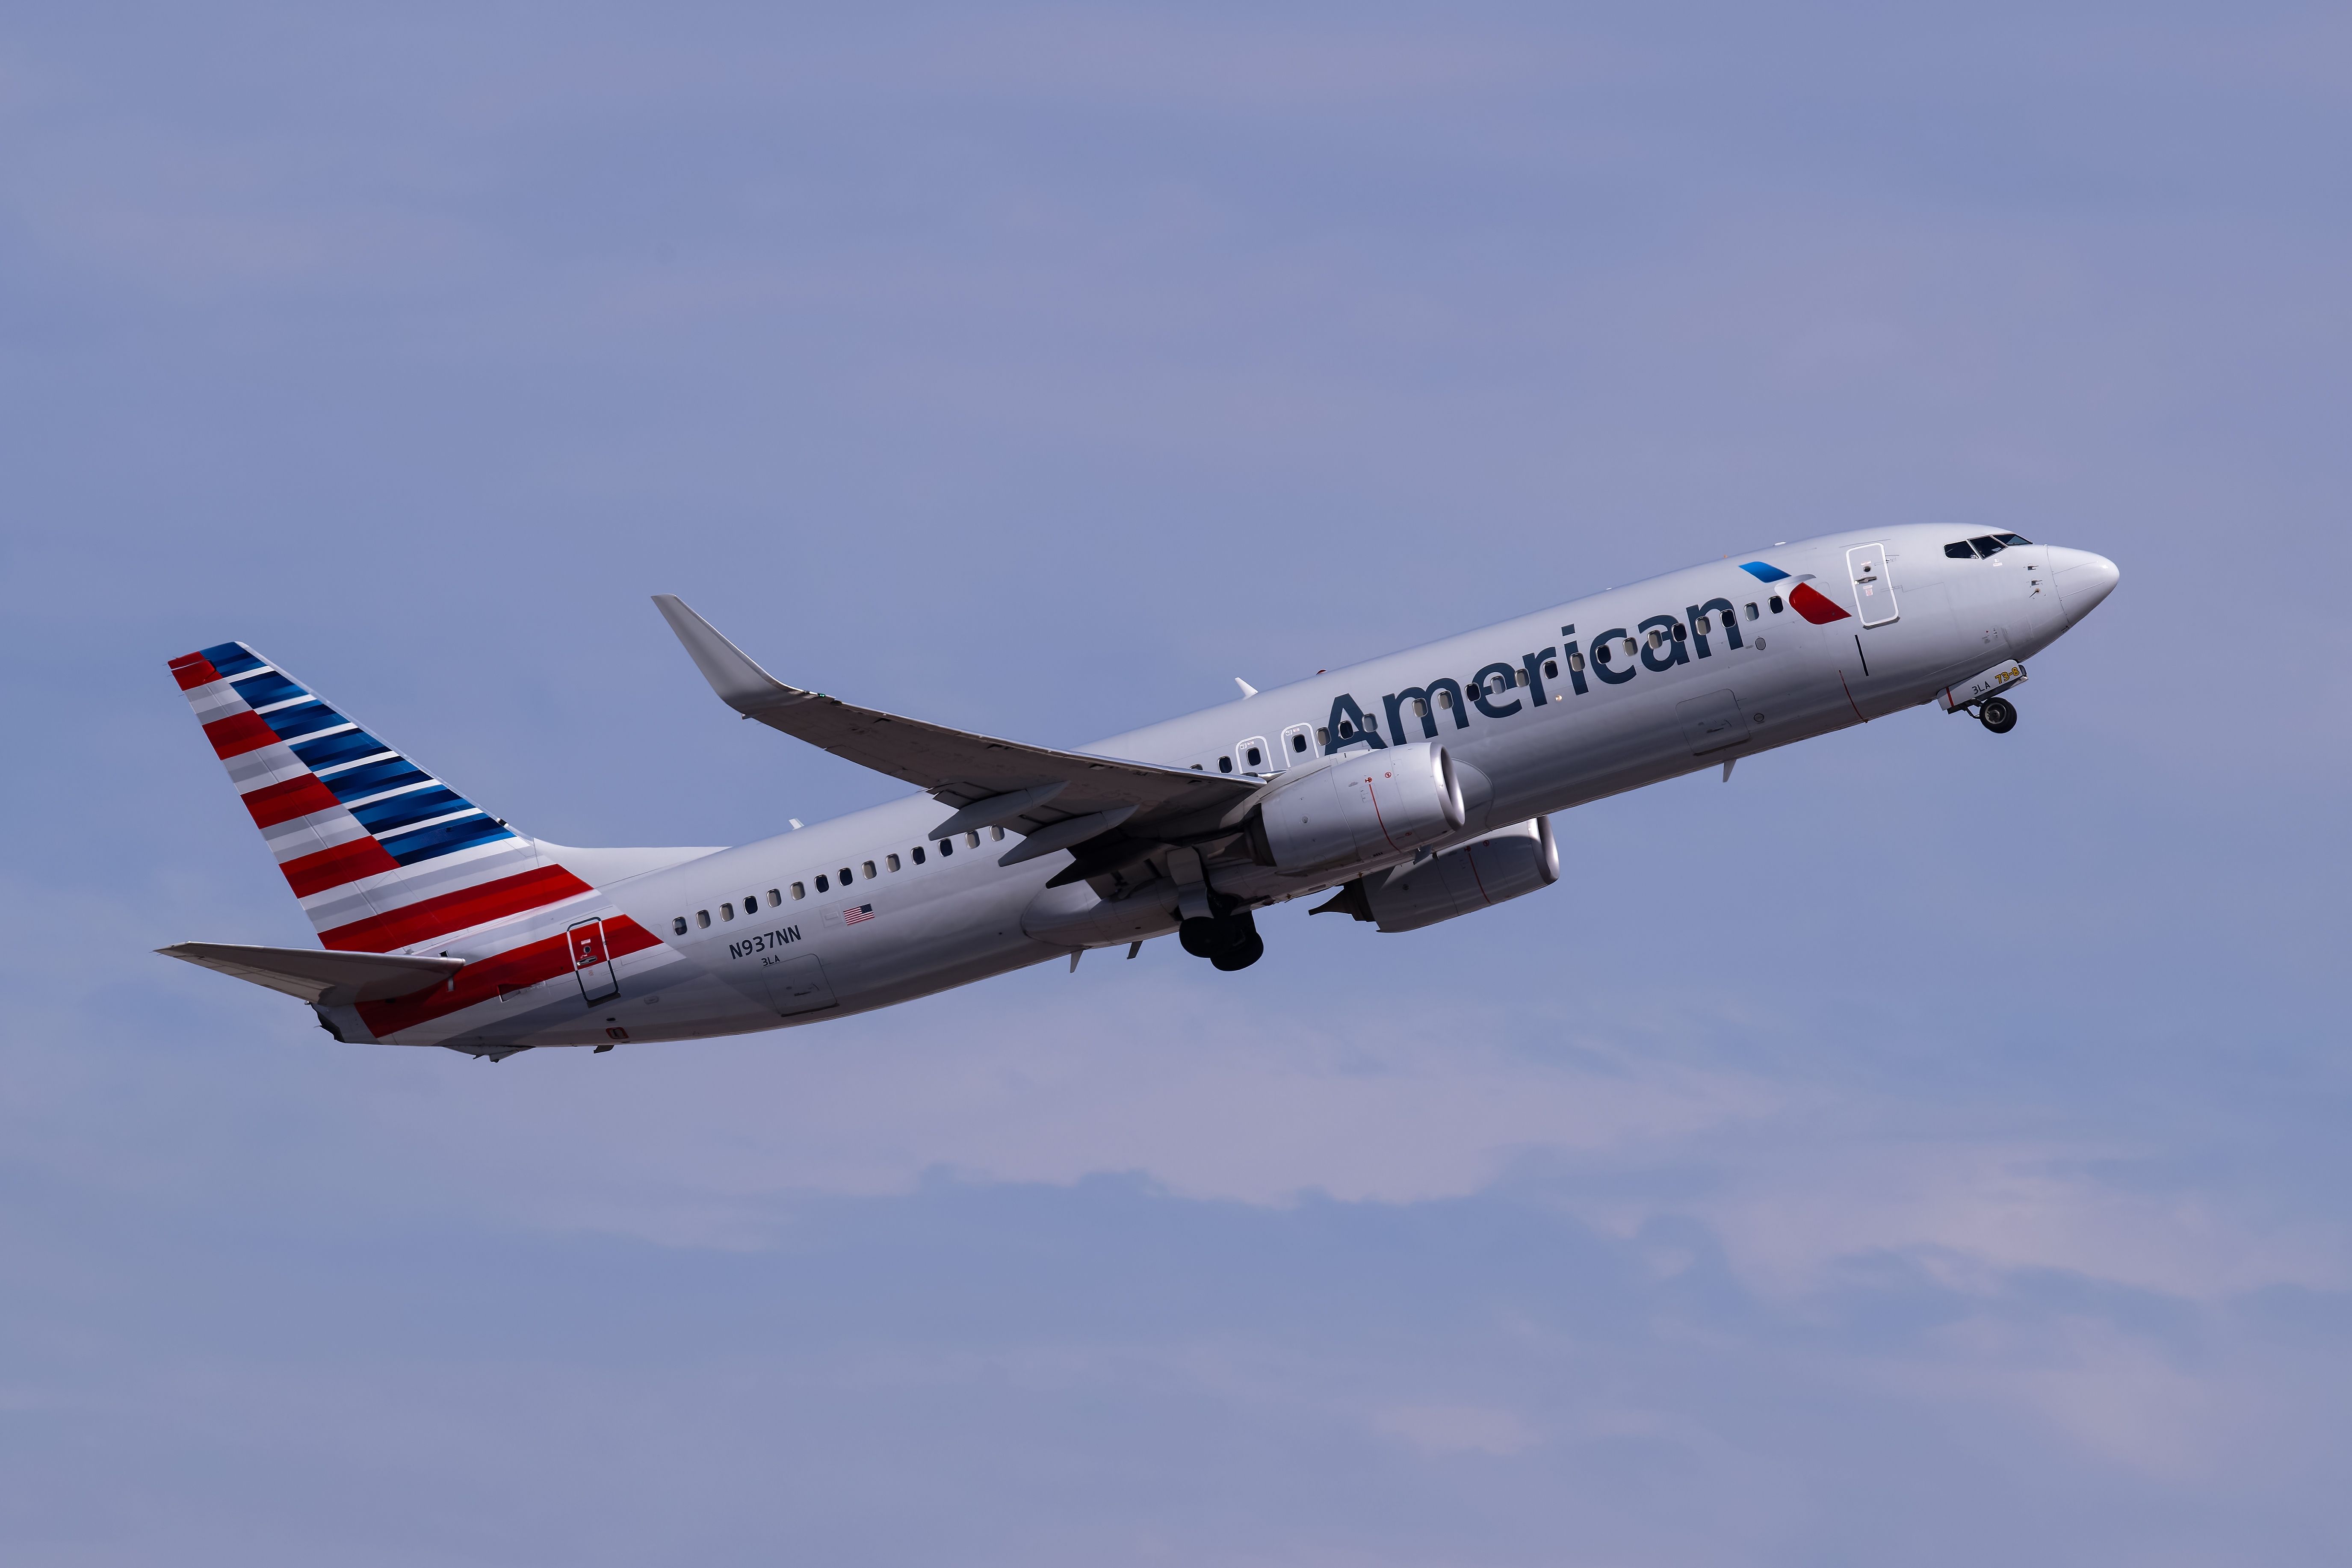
317,864 -> 597,953
170,654 -> 222,690
281,836 -> 403,898
243,774 -> 343,829
203,710 -> 279,759
1789,582 -> 1850,624
355,916 -> 665,1037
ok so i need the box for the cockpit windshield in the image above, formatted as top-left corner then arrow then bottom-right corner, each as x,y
1946,532 -> 2035,559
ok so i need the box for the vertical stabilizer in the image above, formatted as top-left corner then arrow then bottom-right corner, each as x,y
168,641 -> 597,954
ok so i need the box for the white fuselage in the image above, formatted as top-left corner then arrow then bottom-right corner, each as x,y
374,525 -> 2117,1052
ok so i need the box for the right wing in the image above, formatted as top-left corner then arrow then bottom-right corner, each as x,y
653,596 -> 1260,863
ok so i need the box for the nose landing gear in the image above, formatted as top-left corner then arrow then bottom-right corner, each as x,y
1179,909 -> 1264,971
1978,695 -> 2017,734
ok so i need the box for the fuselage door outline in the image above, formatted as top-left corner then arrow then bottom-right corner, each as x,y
568,916 -> 620,1006
1847,542 -> 1899,628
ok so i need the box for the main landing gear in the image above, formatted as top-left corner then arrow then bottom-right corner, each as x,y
1977,695 -> 2017,734
1179,908 -> 1264,972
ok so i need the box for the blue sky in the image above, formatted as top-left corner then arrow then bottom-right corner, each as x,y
4,4 -> 2349,1562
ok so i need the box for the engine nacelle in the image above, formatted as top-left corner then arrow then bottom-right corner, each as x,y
1316,817 -> 1558,933
1245,741 -> 1466,872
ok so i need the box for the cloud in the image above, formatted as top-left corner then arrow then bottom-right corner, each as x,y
1373,1403 -> 1540,1457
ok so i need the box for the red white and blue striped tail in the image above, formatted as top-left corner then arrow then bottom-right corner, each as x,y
168,641 -> 594,955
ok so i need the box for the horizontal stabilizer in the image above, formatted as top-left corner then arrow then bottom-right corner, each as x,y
158,942 -> 464,1005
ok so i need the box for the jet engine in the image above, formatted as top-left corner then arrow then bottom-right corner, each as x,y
1244,741 -> 1466,872
1311,817 -> 1558,933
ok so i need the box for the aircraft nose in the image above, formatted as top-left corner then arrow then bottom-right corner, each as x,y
2048,547 -> 2121,626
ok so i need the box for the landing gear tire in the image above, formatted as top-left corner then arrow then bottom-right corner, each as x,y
1179,909 -> 1259,962
1210,930 -> 1265,972
1979,696 -> 2017,734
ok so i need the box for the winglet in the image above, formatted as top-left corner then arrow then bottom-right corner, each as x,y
652,595 -> 809,718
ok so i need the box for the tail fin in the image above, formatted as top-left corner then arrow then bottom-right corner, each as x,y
169,641 -> 591,954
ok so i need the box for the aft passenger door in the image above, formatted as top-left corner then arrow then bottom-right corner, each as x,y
568,917 -> 620,1005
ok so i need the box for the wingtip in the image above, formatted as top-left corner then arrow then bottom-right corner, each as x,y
652,594 -> 801,713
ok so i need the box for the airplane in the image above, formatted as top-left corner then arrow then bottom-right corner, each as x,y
160,525 -> 2118,1060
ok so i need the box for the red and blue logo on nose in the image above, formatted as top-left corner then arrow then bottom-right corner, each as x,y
1740,561 -> 1850,624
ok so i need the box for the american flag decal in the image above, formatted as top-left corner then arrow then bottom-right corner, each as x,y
842,903 -> 874,925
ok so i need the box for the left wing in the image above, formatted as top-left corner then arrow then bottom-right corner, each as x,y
653,596 -> 1259,865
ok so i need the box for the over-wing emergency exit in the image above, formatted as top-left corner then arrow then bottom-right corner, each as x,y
160,525 -> 2119,1058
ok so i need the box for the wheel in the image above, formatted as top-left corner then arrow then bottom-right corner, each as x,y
1210,930 -> 1265,971
1179,910 -> 1257,959
1179,916 -> 1237,957
1979,696 -> 2017,734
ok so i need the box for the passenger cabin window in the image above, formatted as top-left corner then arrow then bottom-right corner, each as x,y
1412,699 -> 1428,718
911,847 -> 925,865
816,874 -> 830,891
792,882 -> 806,899
1670,623 -> 1686,642
672,917 -> 688,936
862,860 -> 877,879
1694,617 -> 1710,635
1596,643 -> 1612,665
696,909 -> 710,927
1290,732 -> 1308,752
1745,602 -> 1759,619
1316,726 -> 1330,744
1647,629 -> 1664,649
720,902 -> 734,921
1622,638 -> 1637,657
839,866 -> 853,884
1514,668 -> 1529,686
966,831 -> 980,848
937,839 -> 951,856
991,826 -> 1003,840
1436,691 -> 1453,709
887,853 -> 901,871
1246,745 -> 1263,767
1543,659 -> 1558,679
768,889 -> 781,906
1568,652 -> 1585,673
744,894 -> 757,911
1768,596 -> 1783,614
1219,756 -> 1234,773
